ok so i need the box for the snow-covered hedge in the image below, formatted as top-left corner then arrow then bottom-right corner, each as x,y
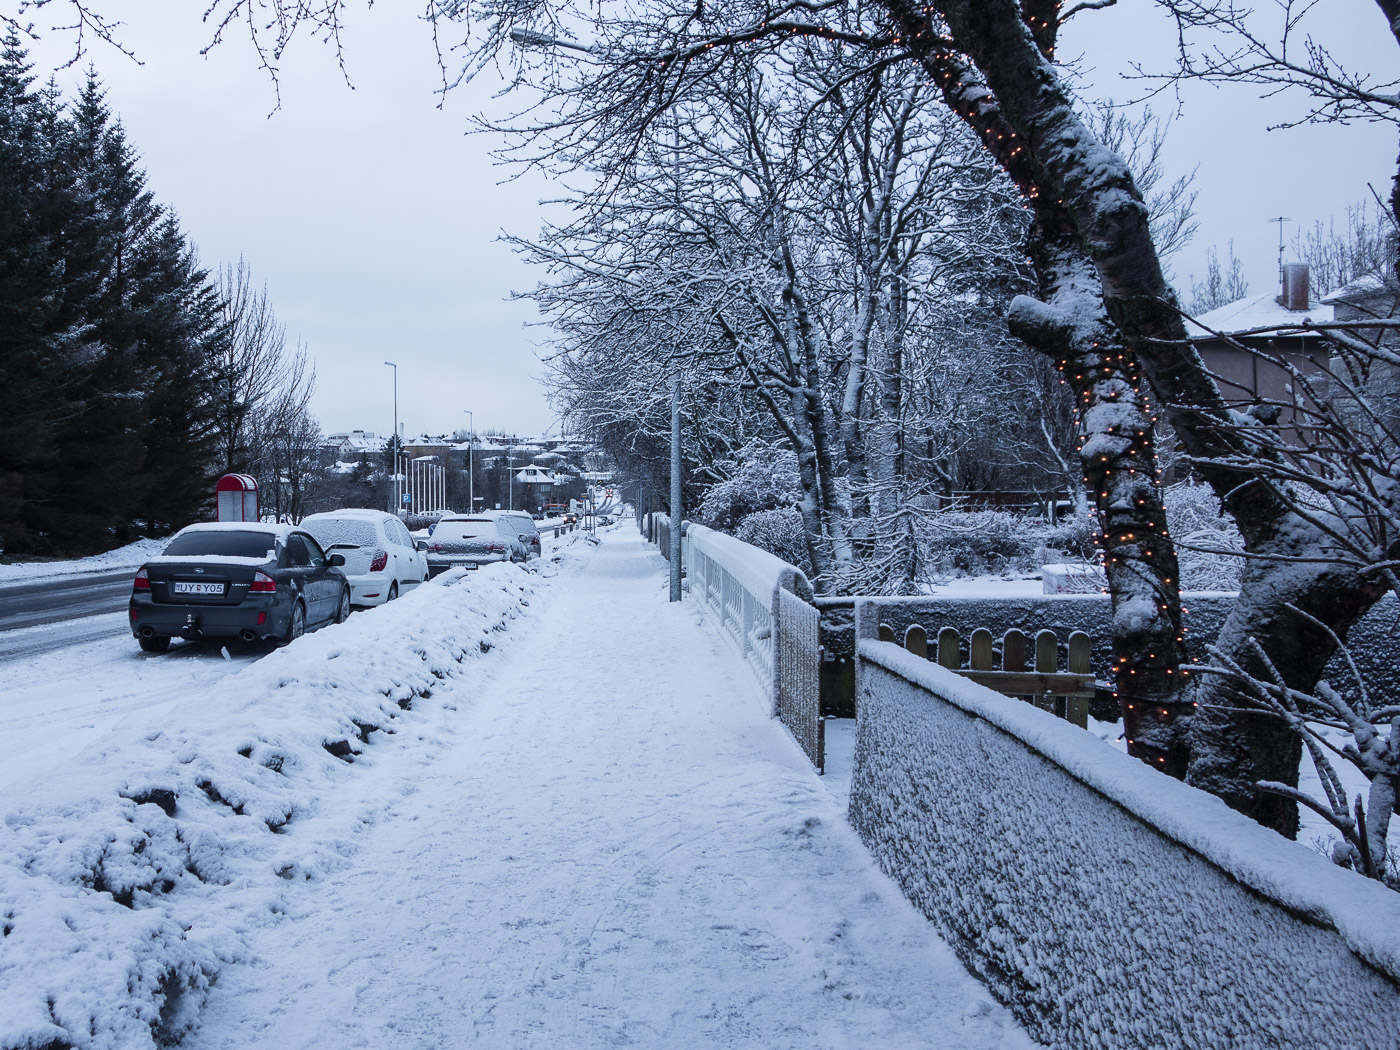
849,633 -> 1400,1050
0,565 -> 537,1050
921,508 -> 1092,576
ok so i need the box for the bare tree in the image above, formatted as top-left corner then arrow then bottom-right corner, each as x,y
211,257 -> 318,479
1188,240 -> 1251,313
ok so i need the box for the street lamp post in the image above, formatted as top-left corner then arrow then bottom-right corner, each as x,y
463,409 -> 474,515
384,360 -> 399,514
670,371 -> 682,602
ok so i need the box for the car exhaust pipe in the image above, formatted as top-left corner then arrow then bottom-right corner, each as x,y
239,629 -> 257,643
138,625 -> 155,639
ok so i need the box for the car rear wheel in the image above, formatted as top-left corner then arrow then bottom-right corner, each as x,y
281,601 -> 306,645
138,634 -> 171,653
387,582 -> 399,602
334,587 -> 351,624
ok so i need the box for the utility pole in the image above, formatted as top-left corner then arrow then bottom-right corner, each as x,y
670,371 -> 682,602
464,409 -> 474,514
384,360 -> 399,515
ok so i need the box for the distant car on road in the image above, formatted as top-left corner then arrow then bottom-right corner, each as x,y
420,513 -> 531,576
129,522 -> 350,652
301,508 -> 428,607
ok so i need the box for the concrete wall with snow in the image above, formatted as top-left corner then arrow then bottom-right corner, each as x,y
848,632 -> 1400,1050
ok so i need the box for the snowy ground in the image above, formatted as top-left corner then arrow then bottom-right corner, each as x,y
1,617 -> 260,794
1,527 -> 1032,1050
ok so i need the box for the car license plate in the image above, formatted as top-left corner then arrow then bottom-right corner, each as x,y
451,560 -> 478,570
172,580 -> 226,596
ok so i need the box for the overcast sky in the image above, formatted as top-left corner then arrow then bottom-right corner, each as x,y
21,2 -> 1396,440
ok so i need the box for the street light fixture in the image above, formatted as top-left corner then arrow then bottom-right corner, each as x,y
509,27 -> 594,51
384,361 -> 399,514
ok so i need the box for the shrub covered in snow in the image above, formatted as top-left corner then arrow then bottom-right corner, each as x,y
735,508 -> 812,575
1163,480 -> 1244,591
920,508 -> 1091,577
696,446 -> 804,533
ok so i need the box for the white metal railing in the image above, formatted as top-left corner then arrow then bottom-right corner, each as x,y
682,524 -> 813,715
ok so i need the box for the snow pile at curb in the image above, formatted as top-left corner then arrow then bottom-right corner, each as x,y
0,564 -> 538,1050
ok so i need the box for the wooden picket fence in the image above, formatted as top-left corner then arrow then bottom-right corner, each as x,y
878,624 -> 1094,728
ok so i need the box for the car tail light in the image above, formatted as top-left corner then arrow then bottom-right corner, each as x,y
486,543 -> 505,553
249,571 -> 277,593
428,542 -> 442,553
133,568 -> 150,591
369,548 -> 388,572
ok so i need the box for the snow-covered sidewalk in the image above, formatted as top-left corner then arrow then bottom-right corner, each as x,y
183,527 -> 1033,1050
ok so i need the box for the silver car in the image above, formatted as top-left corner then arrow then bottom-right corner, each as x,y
421,514 -> 530,576
302,508 -> 429,607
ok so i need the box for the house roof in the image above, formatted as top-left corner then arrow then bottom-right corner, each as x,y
1184,292 -> 1323,339
1319,273 -> 1387,304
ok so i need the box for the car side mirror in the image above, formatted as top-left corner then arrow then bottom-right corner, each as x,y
415,540 -> 428,551
329,553 -> 346,567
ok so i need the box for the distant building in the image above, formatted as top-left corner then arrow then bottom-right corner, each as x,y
325,430 -> 386,462
1184,263 -> 1328,420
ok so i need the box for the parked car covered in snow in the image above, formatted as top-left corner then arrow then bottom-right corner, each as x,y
301,508 -> 428,607
420,513 -> 531,576
497,510 -> 542,561
129,522 -> 350,652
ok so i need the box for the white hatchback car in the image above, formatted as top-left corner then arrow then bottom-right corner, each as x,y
301,509 -> 428,607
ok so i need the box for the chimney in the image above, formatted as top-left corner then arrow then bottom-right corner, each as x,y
1278,263 -> 1310,311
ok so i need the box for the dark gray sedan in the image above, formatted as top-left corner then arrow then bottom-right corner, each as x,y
420,514 -> 530,577
129,523 -> 350,652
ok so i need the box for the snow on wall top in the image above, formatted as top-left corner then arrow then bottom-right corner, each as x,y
856,638 -> 1400,982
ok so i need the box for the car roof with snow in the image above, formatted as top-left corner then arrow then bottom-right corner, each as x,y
171,521 -> 302,539
441,511 -> 527,521
302,508 -> 395,520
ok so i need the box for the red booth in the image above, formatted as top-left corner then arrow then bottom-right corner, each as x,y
216,474 -> 260,523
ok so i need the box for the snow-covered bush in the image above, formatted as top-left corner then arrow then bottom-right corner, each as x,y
696,446 -> 804,532
735,508 -> 812,575
1164,480 -> 1244,591
921,509 -> 1091,576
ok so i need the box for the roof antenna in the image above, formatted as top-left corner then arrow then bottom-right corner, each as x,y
1268,216 -> 1292,290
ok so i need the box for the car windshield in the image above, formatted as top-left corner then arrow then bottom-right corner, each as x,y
434,519 -> 496,541
163,530 -> 278,560
304,518 -> 378,548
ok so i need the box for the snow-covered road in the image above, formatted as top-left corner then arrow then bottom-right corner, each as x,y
180,527 -> 1032,1050
1,614 -> 262,794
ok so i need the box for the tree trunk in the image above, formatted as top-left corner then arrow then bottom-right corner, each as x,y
883,2 -> 1194,773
